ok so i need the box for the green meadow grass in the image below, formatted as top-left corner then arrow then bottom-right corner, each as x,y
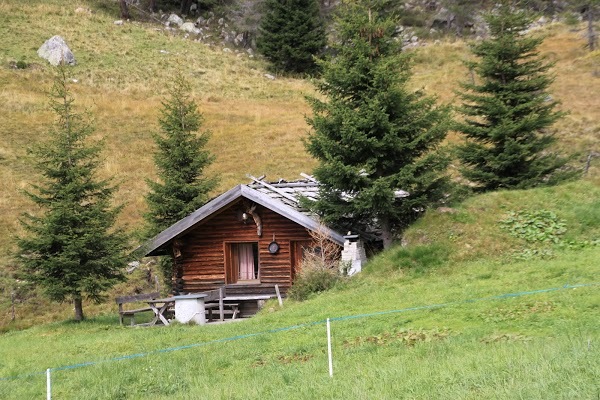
2,179 -> 598,398
0,244 -> 598,399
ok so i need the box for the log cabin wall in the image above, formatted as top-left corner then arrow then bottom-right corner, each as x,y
172,198 -> 313,294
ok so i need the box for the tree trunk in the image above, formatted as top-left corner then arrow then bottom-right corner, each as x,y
180,0 -> 192,15
119,0 -> 131,20
587,5 -> 596,52
149,0 -> 157,13
73,296 -> 84,321
380,216 -> 393,249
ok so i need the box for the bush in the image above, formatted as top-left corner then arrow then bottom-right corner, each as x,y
287,266 -> 341,301
287,227 -> 344,301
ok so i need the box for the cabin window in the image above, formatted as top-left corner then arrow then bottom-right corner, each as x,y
226,242 -> 259,283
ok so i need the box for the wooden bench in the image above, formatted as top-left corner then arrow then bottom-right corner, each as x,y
197,285 -> 282,321
198,287 -> 241,322
205,302 -> 240,321
115,292 -> 160,326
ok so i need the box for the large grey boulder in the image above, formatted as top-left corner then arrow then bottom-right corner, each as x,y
431,8 -> 454,29
167,13 -> 184,27
37,36 -> 76,66
195,16 -> 207,26
180,22 -> 200,34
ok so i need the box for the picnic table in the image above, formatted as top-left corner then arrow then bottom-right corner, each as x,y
116,292 -> 160,326
129,287 -> 282,326
146,297 -> 175,326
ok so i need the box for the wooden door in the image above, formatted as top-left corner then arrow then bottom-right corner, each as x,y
225,243 -> 238,284
290,240 -> 312,281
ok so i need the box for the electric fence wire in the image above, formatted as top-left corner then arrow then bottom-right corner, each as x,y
1,281 -> 598,382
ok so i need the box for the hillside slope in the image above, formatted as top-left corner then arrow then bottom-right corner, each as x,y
0,0 -> 317,256
1,0 -> 599,326
0,182 -> 598,397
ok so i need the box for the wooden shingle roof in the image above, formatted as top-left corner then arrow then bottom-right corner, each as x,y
142,176 -> 345,256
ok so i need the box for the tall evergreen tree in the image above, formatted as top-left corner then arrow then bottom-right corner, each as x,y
455,2 -> 573,191
257,0 -> 326,74
305,4 -> 451,249
145,75 -> 217,285
16,67 -> 126,321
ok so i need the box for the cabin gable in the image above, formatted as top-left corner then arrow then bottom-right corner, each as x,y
172,198 -> 316,294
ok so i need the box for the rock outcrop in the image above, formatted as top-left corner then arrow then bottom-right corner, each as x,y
37,36 -> 76,66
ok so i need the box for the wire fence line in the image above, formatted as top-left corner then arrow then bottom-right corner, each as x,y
1,281 -> 598,382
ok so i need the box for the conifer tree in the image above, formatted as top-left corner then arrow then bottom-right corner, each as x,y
257,0 -> 326,74
305,4 -> 451,249
16,66 -> 126,321
145,75 -> 217,285
455,2 -> 573,191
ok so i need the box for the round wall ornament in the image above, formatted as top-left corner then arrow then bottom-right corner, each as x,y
268,241 -> 280,254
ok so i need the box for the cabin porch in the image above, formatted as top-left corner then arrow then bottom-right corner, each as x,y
184,283 -> 283,321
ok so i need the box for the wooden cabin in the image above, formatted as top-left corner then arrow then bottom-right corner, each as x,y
142,177 -> 347,298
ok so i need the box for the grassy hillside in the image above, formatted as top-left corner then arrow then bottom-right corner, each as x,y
0,180 -> 598,398
0,0 -> 317,317
1,0 -> 599,329
0,0 -> 316,240
402,180 -> 600,263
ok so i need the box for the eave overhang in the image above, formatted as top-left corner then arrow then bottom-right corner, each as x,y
141,184 -> 345,257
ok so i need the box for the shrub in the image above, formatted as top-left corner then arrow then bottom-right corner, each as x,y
287,265 -> 341,302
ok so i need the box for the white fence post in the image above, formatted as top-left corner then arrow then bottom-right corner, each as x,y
46,368 -> 51,400
327,318 -> 333,377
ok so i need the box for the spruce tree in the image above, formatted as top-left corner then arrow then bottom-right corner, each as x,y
305,4 -> 451,249
145,75 -> 217,286
455,2 -> 573,191
257,0 -> 326,74
16,66 -> 126,321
